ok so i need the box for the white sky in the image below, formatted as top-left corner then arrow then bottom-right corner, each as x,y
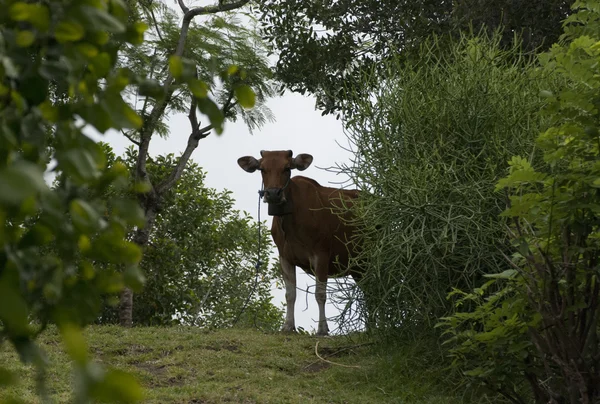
93,91 -> 358,334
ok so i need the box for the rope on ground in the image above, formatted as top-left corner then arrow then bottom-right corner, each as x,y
312,341 -> 361,369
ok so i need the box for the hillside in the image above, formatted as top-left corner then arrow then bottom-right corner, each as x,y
1,326 -> 480,403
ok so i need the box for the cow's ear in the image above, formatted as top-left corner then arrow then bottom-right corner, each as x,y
237,156 -> 260,173
292,154 -> 313,171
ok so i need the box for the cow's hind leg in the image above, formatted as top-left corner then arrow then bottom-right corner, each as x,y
281,256 -> 297,333
313,254 -> 330,336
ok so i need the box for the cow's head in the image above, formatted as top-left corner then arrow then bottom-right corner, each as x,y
237,150 -> 313,204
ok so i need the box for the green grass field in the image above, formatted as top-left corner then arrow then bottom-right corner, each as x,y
0,326 -> 489,403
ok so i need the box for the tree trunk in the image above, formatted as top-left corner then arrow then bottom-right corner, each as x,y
119,287 -> 133,327
118,197 -> 159,327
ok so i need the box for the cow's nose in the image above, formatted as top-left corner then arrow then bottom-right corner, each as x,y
264,188 -> 284,203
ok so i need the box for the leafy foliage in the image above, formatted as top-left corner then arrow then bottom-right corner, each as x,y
0,0 -> 156,401
97,148 -> 283,330
121,2 -> 275,139
256,0 -> 571,115
439,2 -> 600,402
114,0 -> 276,326
338,33 -> 558,335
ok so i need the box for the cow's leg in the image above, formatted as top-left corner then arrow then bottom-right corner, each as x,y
315,276 -> 329,336
281,256 -> 297,333
313,254 -> 330,336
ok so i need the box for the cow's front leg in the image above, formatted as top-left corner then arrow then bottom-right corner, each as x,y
315,276 -> 329,336
280,256 -> 296,333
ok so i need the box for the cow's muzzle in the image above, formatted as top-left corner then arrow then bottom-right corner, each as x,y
262,187 -> 286,204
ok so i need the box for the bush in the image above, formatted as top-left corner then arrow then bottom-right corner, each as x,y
0,0 -> 154,401
439,2 -> 600,402
96,148 -> 283,330
339,32 -> 558,333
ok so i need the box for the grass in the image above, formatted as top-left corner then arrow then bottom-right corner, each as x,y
1,326 -> 483,403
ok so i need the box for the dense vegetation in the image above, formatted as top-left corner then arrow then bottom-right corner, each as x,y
257,0 -> 571,114
0,0 -> 264,401
337,32 -> 557,334
2,0 -> 600,402
96,147 -> 282,330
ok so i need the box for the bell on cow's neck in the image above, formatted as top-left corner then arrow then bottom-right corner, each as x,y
268,200 -> 293,216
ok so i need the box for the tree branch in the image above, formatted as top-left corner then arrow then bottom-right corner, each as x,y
155,90 -> 233,194
184,0 -> 251,21
138,0 -> 249,194
148,6 -> 164,43
121,130 -> 141,146
177,0 -> 189,14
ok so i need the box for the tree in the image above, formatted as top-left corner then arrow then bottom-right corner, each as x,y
116,0 -> 276,326
98,147 -> 283,330
0,0 -> 154,401
256,0 -> 571,115
439,1 -> 600,402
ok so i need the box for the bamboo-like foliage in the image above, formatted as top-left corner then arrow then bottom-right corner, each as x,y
338,32 -> 558,333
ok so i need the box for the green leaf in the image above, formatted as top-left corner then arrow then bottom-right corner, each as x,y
123,265 -> 146,293
169,56 -> 183,79
125,22 -> 148,45
79,6 -> 126,34
227,65 -> 239,75
18,223 -> 54,248
60,324 -> 88,365
197,97 -> 224,135
101,93 -> 142,130
55,21 -> 85,43
70,199 -> 101,233
28,4 -> 50,31
0,161 -> 47,206
15,30 -> 35,47
90,53 -> 112,77
19,75 -> 49,106
483,269 -> 518,279
58,149 -> 100,182
9,3 -> 30,21
234,85 -> 256,109
0,273 -> 31,336
39,58 -> 72,81
112,199 -> 145,228
188,79 -> 209,98
138,79 -> 164,99
76,103 -> 113,134
90,369 -> 143,403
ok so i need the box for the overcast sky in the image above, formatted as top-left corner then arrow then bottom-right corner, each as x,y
91,91 -> 358,333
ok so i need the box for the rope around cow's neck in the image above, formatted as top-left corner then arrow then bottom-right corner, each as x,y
232,182 -> 264,327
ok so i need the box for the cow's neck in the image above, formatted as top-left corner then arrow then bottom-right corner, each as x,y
267,199 -> 293,216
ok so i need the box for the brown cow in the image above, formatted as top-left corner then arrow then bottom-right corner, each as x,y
237,150 -> 361,335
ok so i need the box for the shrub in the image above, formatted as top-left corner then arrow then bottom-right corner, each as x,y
339,32 -> 558,334
0,0 -> 154,400
439,2 -> 600,402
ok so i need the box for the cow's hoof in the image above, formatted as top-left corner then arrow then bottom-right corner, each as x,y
316,328 -> 329,337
